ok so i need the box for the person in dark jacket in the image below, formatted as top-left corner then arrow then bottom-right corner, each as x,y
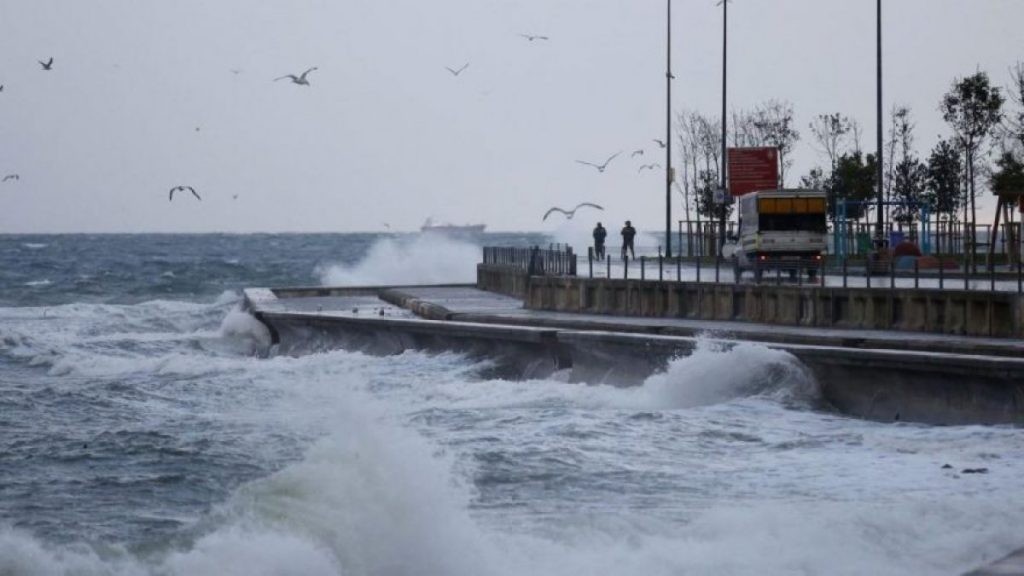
621,220 -> 636,259
592,222 -> 607,259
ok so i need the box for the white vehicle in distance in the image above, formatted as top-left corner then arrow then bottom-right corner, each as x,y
726,189 -> 828,283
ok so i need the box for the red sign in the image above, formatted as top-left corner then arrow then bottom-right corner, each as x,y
728,147 -> 779,197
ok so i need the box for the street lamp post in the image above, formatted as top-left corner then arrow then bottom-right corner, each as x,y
874,0 -> 885,250
719,0 -> 729,250
665,0 -> 674,258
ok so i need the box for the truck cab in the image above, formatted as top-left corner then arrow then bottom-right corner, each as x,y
730,189 -> 827,282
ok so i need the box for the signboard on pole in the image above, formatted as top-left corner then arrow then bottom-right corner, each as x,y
728,147 -> 779,197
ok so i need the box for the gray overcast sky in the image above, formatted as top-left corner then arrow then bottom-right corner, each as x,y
1,0 -> 1022,233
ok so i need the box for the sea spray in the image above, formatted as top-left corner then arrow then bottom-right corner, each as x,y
635,339 -> 820,410
317,234 -> 481,286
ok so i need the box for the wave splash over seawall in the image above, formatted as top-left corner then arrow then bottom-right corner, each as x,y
637,340 -> 821,409
316,234 -> 480,286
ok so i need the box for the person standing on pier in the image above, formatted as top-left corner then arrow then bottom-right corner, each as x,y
621,220 -> 636,260
592,222 -> 607,260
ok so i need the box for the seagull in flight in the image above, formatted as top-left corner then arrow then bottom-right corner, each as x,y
653,139 -> 666,149
631,149 -> 645,158
638,163 -> 662,172
0,85 -> 4,92
274,67 -> 317,86
169,185 -> 201,201
543,202 -> 604,221
519,34 -> 549,42
445,63 -> 469,77
575,152 -> 621,173
2,174 -> 19,182
39,57 -> 54,71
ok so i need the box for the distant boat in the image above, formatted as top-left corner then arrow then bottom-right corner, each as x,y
420,218 -> 486,239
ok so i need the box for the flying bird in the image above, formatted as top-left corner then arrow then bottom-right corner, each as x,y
2,174 -> 19,182
445,63 -> 469,76
232,194 -> 239,200
653,139 -> 666,149
638,163 -> 662,172
274,67 -> 317,86
0,85 -> 4,92
631,149 -> 644,158
575,152 -> 621,173
520,34 -> 549,42
168,185 -> 201,201
543,202 -> 604,221
39,57 -> 54,71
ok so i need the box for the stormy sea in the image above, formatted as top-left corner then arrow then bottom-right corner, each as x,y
2,232 -> 1023,576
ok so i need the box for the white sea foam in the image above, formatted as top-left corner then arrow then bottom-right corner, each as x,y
218,307 -> 272,350
425,339 -> 819,412
316,234 -> 480,287
23,279 -> 52,287
21,243 -> 48,250
632,340 -> 819,409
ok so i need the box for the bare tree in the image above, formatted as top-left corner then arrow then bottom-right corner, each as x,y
746,100 -> 800,186
730,110 -> 759,148
1001,62 -> 1024,155
809,113 -> 855,174
675,111 -> 725,220
886,106 -> 924,226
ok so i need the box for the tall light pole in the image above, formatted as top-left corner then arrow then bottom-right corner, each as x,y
665,0 -> 674,258
718,0 -> 729,249
874,0 -> 885,249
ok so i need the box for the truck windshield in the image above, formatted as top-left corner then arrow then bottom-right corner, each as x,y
759,213 -> 827,232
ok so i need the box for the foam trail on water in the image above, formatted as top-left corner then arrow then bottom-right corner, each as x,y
317,234 -> 480,286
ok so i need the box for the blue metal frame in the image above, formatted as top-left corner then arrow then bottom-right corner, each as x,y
832,200 -> 930,258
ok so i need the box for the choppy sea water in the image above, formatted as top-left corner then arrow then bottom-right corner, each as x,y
1,233 -> 1023,576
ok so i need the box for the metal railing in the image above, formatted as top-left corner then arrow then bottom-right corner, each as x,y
482,246 -> 577,277
484,244 -> 1023,293
671,218 -> 1023,264
579,248 -> 1023,294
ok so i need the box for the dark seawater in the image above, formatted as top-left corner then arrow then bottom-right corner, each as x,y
0,232 -> 542,307
1,233 -> 1023,576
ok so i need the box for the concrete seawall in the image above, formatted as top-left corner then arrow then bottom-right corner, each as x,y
244,285 -> 1024,426
478,264 -> 1024,338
